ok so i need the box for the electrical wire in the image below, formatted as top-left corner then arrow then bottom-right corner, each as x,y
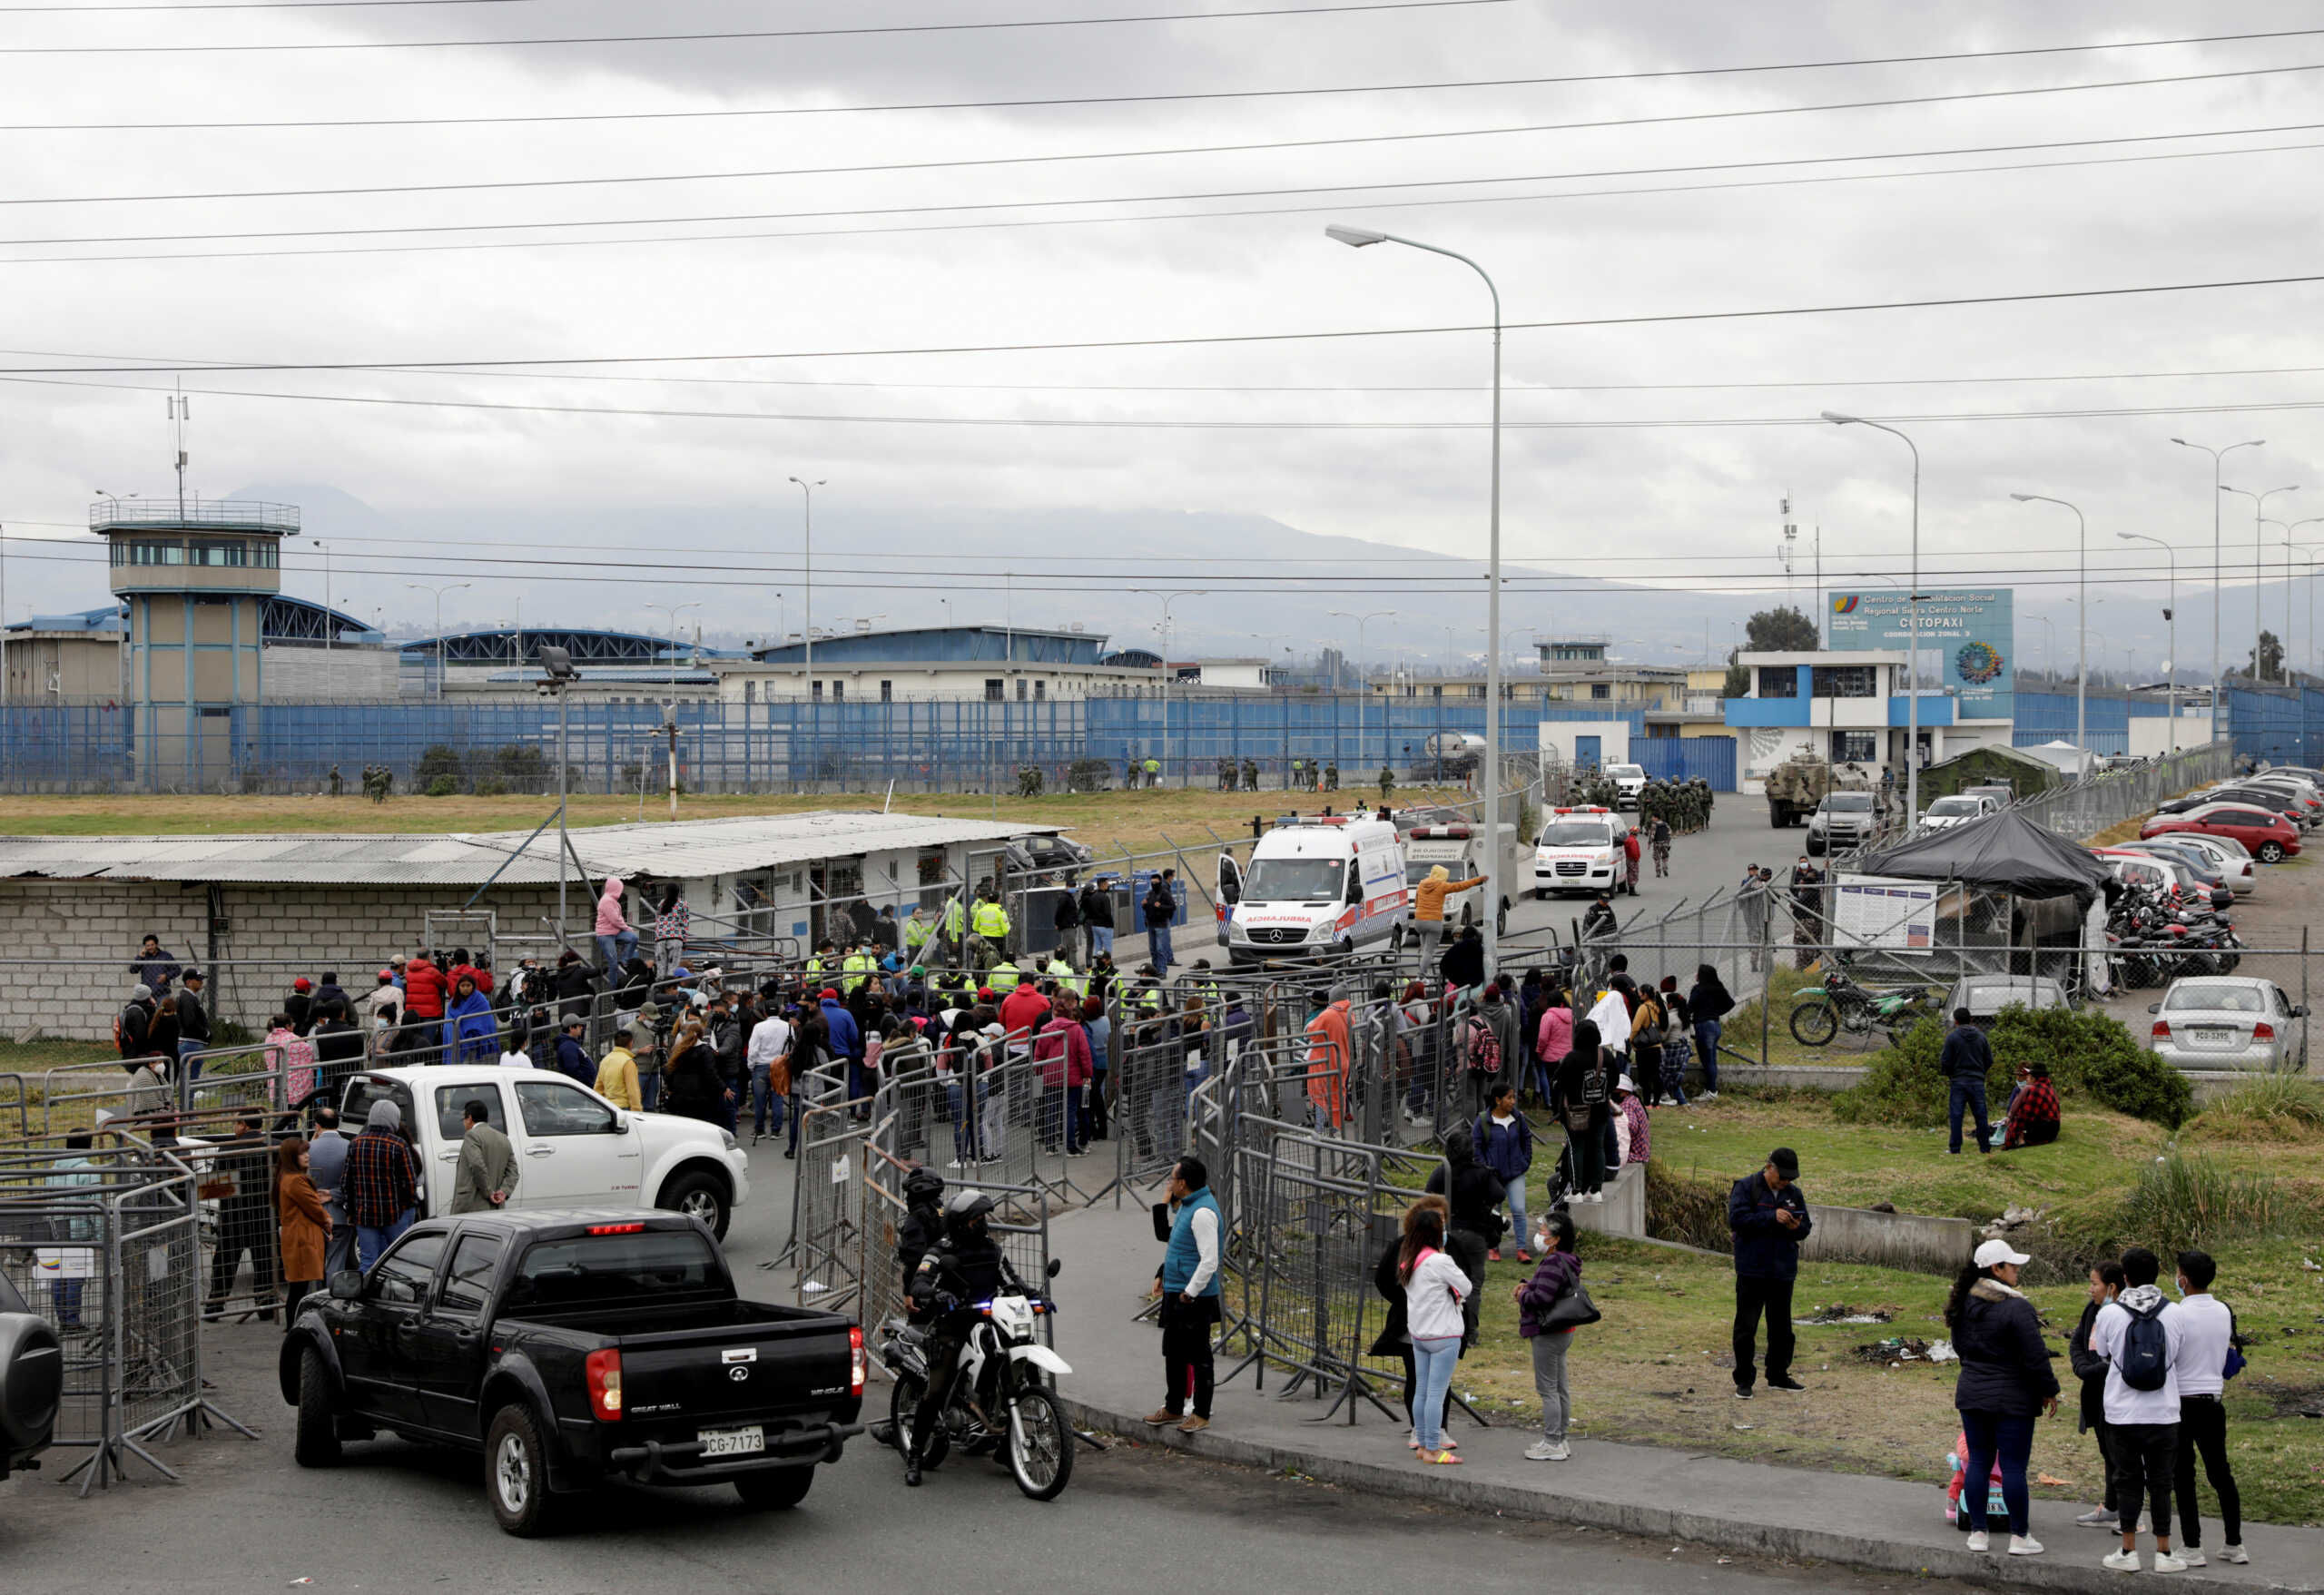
0,0 -> 1510,51
6,26 -> 2320,132
7,269 -> 2324,372
15,64 -> 2320,209
5,114 -> 2317,248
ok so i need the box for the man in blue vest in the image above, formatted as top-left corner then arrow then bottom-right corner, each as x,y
1145,1156 -> 1223,1433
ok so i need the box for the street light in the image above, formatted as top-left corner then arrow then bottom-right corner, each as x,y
537,645 -> 579,940
2118,532 -> 2181,750
645,602 -> 701,822
1331,222 -> 1504,974
1331,608 -> 1393,768
2172,438 -> 2264,740
645,602 -> 702,698
1134,588 -> 1208,786
2266,517 -> 2324,682
789,477 -> 825,699
1822,412 -> 1923,822
310,537 -> 332,652
2291,538 -> 2324,684
2011,493 -> 2087,753
2220,484 -> 2300,680
404,581 -> 471,700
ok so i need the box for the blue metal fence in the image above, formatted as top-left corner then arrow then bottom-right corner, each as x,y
2225,682 -> 2324,768
1632,735 -> 1736,788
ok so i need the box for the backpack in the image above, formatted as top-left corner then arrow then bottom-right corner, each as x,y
114,1003 -> 146,1057
2118,1296 -> 2172,1393
1561,1054 -> 1608,1134
1462,1015 -> 1502,1075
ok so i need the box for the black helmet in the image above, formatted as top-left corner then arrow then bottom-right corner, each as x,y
942,1188 -> 996,1241
903,1167 -> 945,1207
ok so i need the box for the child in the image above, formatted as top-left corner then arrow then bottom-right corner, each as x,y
1946,1427 -> 2009,1531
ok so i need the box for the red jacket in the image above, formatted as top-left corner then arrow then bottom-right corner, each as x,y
1034,1014 -> 1093,1088
448,963 -> 494,996
401,957 -> 448,1019
999,987 -> 1049,1049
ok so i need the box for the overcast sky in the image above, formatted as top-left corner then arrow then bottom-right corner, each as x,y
3,0 -> 2321,675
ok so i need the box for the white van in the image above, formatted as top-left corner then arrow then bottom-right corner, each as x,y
1604,763 -> 1649,811
1401,822 -> 1522,937
1531,804 -> 1629,898
1217,816 -> 1410,964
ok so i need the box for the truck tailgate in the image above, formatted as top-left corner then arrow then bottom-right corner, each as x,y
623,1320 -> 857,1425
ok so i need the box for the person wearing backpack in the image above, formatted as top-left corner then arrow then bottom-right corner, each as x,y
2092,1246 -> 2189,1573
1461,981 -> 1515,1115
1472,1080 -> 1534,1264
2169,1249 -> 2247,1567
1627,984 -> 1668,1107
1550,1019 -> 1612,1204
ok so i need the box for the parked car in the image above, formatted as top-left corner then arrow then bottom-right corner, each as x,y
2146,976 -> 2309,1072
2122,832 -> 2258,894
0,1270 -> 62,1482
1003,833 -> 1095,878
284,1209 -> 865,1535
2093,848 -> 2206,899
1603,762 -> 1649,811
2158,786 -> 2314,828
2108,838 -> 2252,898
1806,790 -> 1880,856
1945,973 -> 2072,1027
1920,793 -> 2000,831
2238,775 -> 2324,823
340,1066 -> 752,1238
1962,783 -> 2016,807
2141,803 -> 2302,863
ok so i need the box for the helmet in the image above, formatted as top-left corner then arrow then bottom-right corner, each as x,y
903,1167 -> 945,1206
942,1188 -> 997,1241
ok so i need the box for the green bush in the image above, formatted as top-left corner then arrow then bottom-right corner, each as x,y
1834,1004 -> 2191,1129
424,774 -> 459,798
472,777 -> 508,797
414,743 -> 463,791
1644,1161 -> 1732,1252
2184,1076 -> 2324,1143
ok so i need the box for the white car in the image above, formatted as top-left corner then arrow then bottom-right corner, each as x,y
1603,763 -> 1648,811
2148,977 -> 2309,1072
2144,831 -> 2259,894
1919,793 -> 1999,831
1531,805 -> 1627,898
337,1065 -> 751,1238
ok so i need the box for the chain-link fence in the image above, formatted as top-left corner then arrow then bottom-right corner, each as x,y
2010,741 -> 2234,840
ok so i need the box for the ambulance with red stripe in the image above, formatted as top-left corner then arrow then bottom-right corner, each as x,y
1531,804 -> 1629,898
1216,815 -> 1410,965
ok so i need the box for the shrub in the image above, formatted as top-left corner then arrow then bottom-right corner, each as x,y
414,743 -> 463,791
1834,1004 -> 2191,1129
471,777 -> 507,797
424,774 -> 459,798
2184,1076 -> 2324,1144
1066,758 -> 1113,793
1644,1161 -> 1732,1252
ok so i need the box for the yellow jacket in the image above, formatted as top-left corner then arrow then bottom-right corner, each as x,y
971,901 -> 1011,940
594,1048 -> 641,1111
1413,874 -> 1485,924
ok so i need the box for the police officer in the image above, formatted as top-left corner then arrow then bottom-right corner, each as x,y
970,890 -> 1012,965
903,1189 -> 1015,1486
1581,891 -> 1619,944
895,1166 -> 947,1295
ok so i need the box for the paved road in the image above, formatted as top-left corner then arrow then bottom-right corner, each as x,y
0,1319 -> 1984,1595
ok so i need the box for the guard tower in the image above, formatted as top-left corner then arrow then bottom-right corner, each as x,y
94,497 -> 299,787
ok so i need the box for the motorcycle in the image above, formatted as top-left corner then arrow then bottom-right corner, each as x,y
880,1263 -> 1075,1501
1788,968 -> 1935,1048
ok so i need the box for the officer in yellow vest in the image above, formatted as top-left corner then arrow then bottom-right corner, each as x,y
940,896 -> 967,964
970,891 -> 1012,964
902,905 -> 933,959
841,944 -> 877,994
1045,952 -> 1081,998
987,959 -> 1023,994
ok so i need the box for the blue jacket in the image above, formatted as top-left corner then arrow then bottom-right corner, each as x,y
1940,1023 -> 1995,1084
1472,1111 -> 1535,1184
1160,1186 -> 1223,1297
442,991 -> 498,1064
822,999 -> 862,1060
554,1033 -> 595,1086
1728,1171 -> 1813,1281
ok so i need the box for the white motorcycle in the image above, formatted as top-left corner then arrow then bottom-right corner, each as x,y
881,1261 -> 1074,1501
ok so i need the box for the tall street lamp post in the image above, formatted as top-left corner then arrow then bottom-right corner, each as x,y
1135,588 -> 1207,787
2011,493 -> 2087,754
1330,222 -> 1503,975
2171,438 -> 2263,743
405,581 -> 470,701
2220,484 -> 2300,680
790,477 -> 825,699
1822,413 -> 1921,821
2117,532 -> 2180,750
1331,608 -> 1393,770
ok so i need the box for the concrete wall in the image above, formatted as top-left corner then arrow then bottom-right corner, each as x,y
1798,1202 -> 1977,1274
1570,1159 -> 1646,1239
263,645 -> 403,701
1537,720 -> 1631,767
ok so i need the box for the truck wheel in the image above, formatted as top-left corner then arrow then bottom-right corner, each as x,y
657,1169 -> 731,1240
1768,808 -> 1787,830
485,1404 -> 563,1538
1806,839 -> 1825,858
734,1467 -> 814,1511
1532,888 -> 1547,901
294,1346 -> 340,1468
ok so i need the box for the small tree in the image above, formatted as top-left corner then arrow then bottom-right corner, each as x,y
1747,606 -> 1820,653
2244,629 -> 2285,681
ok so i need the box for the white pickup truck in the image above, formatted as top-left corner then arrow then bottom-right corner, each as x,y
335,1066 -> 752,1239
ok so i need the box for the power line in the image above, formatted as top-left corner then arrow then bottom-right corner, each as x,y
0,0 -> 1509,52
5,114 -> 2315,248
6,25 -> 2319,132
14,63 -> 2316,209
7,268 -> 2324,372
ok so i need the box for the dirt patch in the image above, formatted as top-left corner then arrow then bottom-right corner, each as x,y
1850,1335 -> 1957,1366
1795,1303 -> 1897,1325
2243,1375 -> 2324,1421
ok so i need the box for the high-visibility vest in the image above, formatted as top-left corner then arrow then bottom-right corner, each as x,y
1047,958 -> 1082,997
842,951 -> 875,993
903,915 -> 933,950
988,963 -> 1022,993
941,900 -> 965,936
971,901 -> 1010,940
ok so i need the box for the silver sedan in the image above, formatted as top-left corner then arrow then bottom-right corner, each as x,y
2147,977 -> 2310,1072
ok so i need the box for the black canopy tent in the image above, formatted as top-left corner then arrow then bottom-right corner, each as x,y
1854,810 -> 2113,910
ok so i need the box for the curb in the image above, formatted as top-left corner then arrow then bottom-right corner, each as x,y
1061,1396 -> 2319,1595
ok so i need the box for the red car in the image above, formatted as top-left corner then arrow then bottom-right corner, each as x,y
2141,802 -> 2301,863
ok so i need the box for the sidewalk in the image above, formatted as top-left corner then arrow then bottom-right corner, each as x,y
1045,1202 -> 2321,1595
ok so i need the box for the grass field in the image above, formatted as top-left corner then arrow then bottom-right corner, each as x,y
0,785 -> 1464,863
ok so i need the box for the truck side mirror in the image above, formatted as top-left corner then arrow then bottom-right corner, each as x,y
329,1270 -> 364,1301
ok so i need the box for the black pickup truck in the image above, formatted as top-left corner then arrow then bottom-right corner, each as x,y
1,1270 -> 63,1482
281,1208 -> 863,1535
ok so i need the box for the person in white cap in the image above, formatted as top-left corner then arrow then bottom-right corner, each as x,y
1945,1236 -> 2060,1557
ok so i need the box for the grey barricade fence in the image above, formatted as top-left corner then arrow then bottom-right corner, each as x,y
857,1139 -> 1056,1364
0,1136 -> 256,1493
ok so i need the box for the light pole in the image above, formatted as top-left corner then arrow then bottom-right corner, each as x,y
1332,608 -> 1393,770
2172,438 -> 2263,740
1331,222 -> 1502,974
1823,412 -> 1922,820
2118,532 -> 2180,750
2268,517 -> 2324,681
404,581 -> 470,700
789,477 -> 824,699
2292,539 -> 2324,682
1136,588 -> 1207,786
2011,493 -> 2087,752
311,537 -> 332,652
645,602 -> 701,821
2220,484 -> 2300,680
537,645 -> 578,941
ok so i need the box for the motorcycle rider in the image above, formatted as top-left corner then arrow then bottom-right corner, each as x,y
895,1166 -> 947,1298
903,1189 -> 1011,1486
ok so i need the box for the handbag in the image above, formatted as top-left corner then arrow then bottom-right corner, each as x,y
1536,1275 -> 1601,1331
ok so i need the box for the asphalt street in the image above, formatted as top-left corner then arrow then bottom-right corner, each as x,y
0,1315 -> 1988,1595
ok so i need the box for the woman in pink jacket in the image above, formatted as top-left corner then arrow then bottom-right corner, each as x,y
1035,996 -> 1094,1156
1534,992 -> 1573,1110
593,876 -> 636,974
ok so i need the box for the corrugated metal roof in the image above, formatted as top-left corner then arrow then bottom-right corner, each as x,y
0,810 -> 1054,888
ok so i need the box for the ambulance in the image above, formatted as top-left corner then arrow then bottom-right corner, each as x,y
1216,815 -> 1410,964
1530,804 -> 1630,898
1401,821 -> 1523,938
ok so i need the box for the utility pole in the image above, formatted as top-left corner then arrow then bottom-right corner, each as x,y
2171,438 -> 2263,743
645,600 -> 701,821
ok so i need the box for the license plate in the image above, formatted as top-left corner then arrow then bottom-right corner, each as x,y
698,1424 -> 765,1458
